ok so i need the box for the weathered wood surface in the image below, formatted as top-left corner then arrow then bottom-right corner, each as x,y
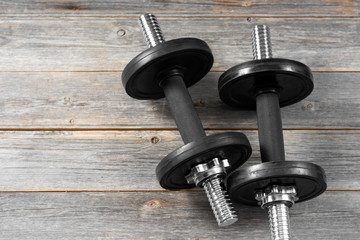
0,1 -> 358,239
0,130 -> 357,191
0,0 -> 358,17
0,191 -> 359,240
0,72 -> 359,129
0,18 -> 359,71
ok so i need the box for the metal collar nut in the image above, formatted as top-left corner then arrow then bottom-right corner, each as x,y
185,158 -> 230,187
255,185 -> 299,209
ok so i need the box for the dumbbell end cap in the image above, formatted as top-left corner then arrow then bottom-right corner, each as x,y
156,132 -> 252,190
122,38 -> 213,100
227,161 -> 327,206
218,58 -> 314,109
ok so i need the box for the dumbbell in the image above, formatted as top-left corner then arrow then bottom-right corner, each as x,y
122,13 -> 252,226
218,25 -> 327,238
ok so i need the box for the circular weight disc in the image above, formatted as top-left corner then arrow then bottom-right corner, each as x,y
218,58 -> 314,109
156,132 -> 252,190
122,38 -> 213,100
227,161 -> 327,206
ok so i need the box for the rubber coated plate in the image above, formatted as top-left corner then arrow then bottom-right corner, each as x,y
122,38 -> 213,100
156,132 -> 252,190
227,161 -> 327,206
218,58 -> 314,109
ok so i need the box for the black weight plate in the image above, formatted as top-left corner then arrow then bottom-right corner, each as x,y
218,58 -> 314,109
227,161 -> 327,206
122,38 -> 213,100
156,132 -> 252,190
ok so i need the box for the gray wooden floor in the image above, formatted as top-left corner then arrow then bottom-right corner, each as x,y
0,1 -> 359,239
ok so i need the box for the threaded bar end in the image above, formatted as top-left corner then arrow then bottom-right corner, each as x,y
203,176 -> 238,227
252,25 -> 272,60
138,13 -> 165,48
266,203 -> 291,240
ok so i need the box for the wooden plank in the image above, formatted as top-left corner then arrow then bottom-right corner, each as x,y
0,130 -> 358,191
0,0 -> 358,17
0,191 -> 358,239
0,18 -> 359,71
0,72 -> 358,129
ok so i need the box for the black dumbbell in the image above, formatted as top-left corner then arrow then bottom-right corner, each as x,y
122,13 -> 252,226
218,25 -> 327,237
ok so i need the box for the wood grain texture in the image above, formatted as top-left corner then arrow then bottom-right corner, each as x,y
0,72 -> 359,129
0,17 -> 359,71
0,191 -> 358,239
0,0 -> 358,17
0,1 -> 358,238
0,130 -> 358,191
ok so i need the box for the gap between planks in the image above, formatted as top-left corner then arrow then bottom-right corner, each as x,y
0,128 -> 359,131
0,189 -> 358,193
0,15 -> 360,19
0,70 -> 360,73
